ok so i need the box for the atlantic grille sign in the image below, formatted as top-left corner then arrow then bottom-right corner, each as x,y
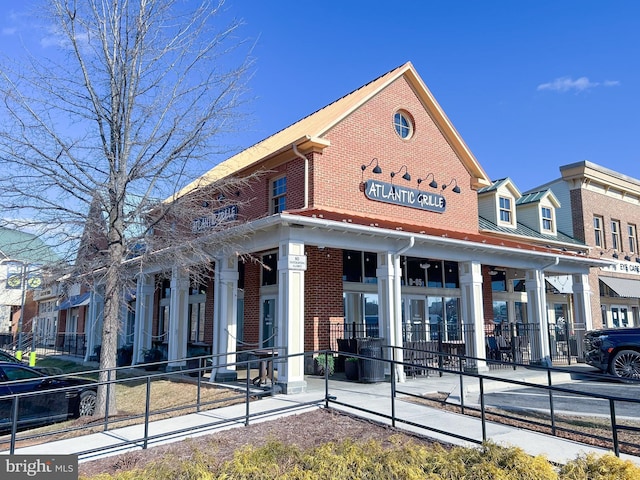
364,180 -> 446,213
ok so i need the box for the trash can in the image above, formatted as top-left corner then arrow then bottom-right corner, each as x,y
358,338 -> 385,383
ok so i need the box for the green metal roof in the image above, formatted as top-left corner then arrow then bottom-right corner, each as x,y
0,227 -> 60,264
478,216 -> 585,246
516,190 -> 549,205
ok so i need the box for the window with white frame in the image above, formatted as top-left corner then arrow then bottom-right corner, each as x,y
628,224 -> 638,254
541,206 -> 554,232
271,176 -> 286,214
593,216 -> 603,248
499,196 -> 512,224
611,220 -> 621,251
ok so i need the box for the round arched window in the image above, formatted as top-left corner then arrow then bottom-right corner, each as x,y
393,110 -> 413,139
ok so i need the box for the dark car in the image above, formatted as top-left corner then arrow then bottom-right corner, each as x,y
584,327 -> 640,379
0,349 -> 26,364
0,362 -> 97,431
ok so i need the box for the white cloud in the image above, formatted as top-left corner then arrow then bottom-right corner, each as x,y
537,76 -> 620,93
2,27 -> 17,35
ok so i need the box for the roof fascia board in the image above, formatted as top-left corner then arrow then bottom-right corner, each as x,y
280,213 -> 608,269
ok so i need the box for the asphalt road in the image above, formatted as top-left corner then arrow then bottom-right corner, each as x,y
475,378 -> 640,418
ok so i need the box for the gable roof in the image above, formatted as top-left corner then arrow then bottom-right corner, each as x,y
477,177 -> 522,198
169,61 -> 491,202
517,189 -> 560,208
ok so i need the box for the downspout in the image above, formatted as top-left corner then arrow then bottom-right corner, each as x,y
391,237 -> 415,382
541,256 -> 560,271
292,143 -> 309,208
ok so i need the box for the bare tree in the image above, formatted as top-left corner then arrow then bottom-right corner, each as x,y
0,0 -> 255,415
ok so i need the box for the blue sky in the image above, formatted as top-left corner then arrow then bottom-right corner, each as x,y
2,1 -> 639,191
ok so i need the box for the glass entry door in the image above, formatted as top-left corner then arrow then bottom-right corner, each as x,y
261,297 -> 276,348
405,297 -> 426,342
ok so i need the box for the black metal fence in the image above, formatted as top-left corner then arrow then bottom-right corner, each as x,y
0,332 -> 87,358
330,320 -> 580,371
2,349 -> 639,459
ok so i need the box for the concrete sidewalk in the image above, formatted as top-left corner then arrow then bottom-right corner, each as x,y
1,365 -> 638,466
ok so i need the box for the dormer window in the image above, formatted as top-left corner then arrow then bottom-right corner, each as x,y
499,196 -> 513,225
541,206 -> 554,233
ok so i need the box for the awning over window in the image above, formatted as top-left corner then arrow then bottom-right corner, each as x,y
600,277 -> 640,298
56,292 -> 91,310
545,275 -> 573,294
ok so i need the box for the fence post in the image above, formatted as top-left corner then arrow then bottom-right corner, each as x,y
547,370 -> 556,435
610,399 -> 619,457
10,396 -> 19,454
245,361 -> 250,426
479,377 -> 487,441
196,357 -> 202,413
143,376 -> 151,450
390,357 -> 396,428
104,368 -> 111,432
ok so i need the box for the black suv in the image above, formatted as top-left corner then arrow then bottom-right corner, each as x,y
584,327 -> 640,379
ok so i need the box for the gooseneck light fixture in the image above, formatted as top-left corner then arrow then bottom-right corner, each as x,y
361,157 -> 382,174
441,178 -> 461,194
390,165 -> 411,182
417,173 -> 438,189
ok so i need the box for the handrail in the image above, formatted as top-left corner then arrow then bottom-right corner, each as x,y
1,348 -> 639,459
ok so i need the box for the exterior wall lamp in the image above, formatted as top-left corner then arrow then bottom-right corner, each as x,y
390,165 -> 411,182
361,157 -> 382,174
417,173 -> 438,189
441,178 -> 461,194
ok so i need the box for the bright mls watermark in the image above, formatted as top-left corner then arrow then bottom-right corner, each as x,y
1,455 -> 77,479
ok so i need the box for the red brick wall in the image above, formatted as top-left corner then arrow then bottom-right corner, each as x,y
304,247 -> 344,351
313,77 -> 479,233
242,259 -> 261,347
569,187 -> 640,328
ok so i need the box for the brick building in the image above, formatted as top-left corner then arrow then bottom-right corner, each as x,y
538,161 -> 640,329
84,62 -> 610,393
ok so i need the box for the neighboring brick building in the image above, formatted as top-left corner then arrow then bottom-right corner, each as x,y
537,161 -> 640,330
86,62 -> 609,394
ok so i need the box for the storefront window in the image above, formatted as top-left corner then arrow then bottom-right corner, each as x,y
514,301 -> 527,323
512,279 -> 526,292
189,302 -> 205,343
364,294 -> 379,337
343,250 -> 377,284
493,300 -> 507,324
427,261 -> 443,288
343,250 -> 362,282
491,271 -> 506,292
364,252 -> 377,283
444,261 -> 459,288
261,252 -> 278,286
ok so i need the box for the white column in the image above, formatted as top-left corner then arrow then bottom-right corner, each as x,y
377,252 -> 401,381
211,255 -> 239,382
525,268 -> 552,367
276,241 -> 307,394
167,268 -> 189,371
571,273 -> 593,360
133,275 -> 154,364
459,261 -> 487,372
84,290 -> 103,362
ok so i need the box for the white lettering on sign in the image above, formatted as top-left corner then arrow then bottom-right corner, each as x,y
364,180 -> 446,213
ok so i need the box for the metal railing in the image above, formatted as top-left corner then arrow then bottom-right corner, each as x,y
1,348 -> 639,459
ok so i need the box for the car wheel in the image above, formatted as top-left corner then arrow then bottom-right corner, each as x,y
610,349 -> 640,380
78,390 -> 97,417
